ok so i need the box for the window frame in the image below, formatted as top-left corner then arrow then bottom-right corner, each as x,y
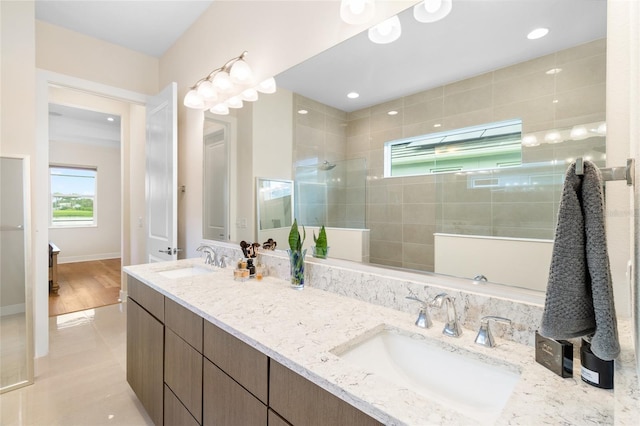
49,165 -> 98,228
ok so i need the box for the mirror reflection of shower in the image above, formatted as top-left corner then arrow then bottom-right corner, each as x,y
294,158 -> 366,229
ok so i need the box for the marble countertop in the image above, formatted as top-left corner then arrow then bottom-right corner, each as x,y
124,259 -> 639,425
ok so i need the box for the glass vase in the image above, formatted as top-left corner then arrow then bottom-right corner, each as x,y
287,249 -> 306,289
312,246 -> 329,259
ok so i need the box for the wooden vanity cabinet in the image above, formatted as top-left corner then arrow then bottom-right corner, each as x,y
126,277 -> 164,426
202,320 -> 268,425
164,298 -> 203,424
270,360 -> 383,426
164,385 -> 199,426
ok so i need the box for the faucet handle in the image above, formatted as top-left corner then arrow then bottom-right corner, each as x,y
218,255 -> 230,268
405,296 -> 433,329
475,316 -> 512,348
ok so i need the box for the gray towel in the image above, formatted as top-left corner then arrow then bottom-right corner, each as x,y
540,160 -> 620,360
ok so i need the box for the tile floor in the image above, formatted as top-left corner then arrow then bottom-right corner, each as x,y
0,304 -> 153,425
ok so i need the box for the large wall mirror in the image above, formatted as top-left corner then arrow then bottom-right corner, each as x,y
206,0 -> 607,293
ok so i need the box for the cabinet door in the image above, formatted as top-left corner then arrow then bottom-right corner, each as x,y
202,358 -> 267,426
268,409 -> 291,426
128,275 -> 164,322
165,328 -> 203,423
203,321 -> 268,404
165,297 -> 203,352
165,385 -> 199,426
269,360 -> 382,426
127,298 -> 164,426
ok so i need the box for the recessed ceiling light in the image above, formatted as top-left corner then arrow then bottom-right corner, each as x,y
347,92 -> 360,99
387,110 -> 398,116
545,68 -> 562,75
552,99 -> 559,104
433,123 -> 442,128
527,28 -> 549,40
107,117 -> 115,122
297,109 -> 308,115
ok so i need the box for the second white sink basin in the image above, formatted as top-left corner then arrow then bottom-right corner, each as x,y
158,265 -> 215,279
333,326 -> 521,423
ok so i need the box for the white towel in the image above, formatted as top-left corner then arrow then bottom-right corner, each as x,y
540,160 -> 620,361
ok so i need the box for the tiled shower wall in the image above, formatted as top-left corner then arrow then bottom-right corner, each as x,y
345,39 -> 606,271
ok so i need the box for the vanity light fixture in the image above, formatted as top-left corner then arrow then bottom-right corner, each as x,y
527,27 -> 549,40
368,15 -> 401,44
183,51 -> 277,115
413,0 -> 452,23
340,0 -> 376,25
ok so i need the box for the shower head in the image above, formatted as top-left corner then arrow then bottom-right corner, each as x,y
318,160 -> 336,171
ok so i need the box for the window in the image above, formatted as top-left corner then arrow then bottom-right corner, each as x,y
384,119 -> 523,177
50,166 -> 97,227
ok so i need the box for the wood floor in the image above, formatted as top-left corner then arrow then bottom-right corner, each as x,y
48,258 -> 122,317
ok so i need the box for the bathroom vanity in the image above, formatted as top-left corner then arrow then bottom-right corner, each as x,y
124,257 -> 638,425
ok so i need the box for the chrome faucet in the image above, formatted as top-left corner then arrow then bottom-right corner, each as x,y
196,244 -> 217,266
406,296 -> 433,329
474,316 -> 512,348
218,254 -> 230,268
431,293 -> 462,337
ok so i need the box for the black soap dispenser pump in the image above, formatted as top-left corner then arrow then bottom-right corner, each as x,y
580,338 -> 614,389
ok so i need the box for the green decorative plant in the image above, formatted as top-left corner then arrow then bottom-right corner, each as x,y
288,219 -> 306,288
312,225 -> 329,259
288,218 -> 306,252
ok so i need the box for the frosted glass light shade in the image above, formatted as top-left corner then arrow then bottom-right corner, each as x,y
230,60 -> 253,84
413,0 -> 452,23
212,71 -> 233,93
256,77 -> 277,94
225,96 -> 243,108
210,103 -> 229,115
368,15 -> 401,44
183,89 -> 204,109
196,79 -> 216,100
241,88 -> 259,102
340,0 -> 376,25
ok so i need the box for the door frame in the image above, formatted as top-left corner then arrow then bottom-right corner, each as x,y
35,70 -> 146,358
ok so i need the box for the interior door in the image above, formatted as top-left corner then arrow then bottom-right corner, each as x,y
146,83 -> 178,263
203,127 -> 229,241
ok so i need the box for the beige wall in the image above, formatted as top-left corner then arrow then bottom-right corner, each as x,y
36,21 -> 158,95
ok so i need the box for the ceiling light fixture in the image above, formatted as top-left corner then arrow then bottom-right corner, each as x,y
340,0 -> 376,25
368,15 -> 401,44
413,0 -> 452,23
545,68 -> 562,75
183,51 -> 277,114
387,110 -> 398,116
527,27 -> 549,40
347,92 -> 360,99
107,117 -> 114,122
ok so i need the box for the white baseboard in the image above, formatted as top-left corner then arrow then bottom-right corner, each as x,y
58,252 -> 121,264
0,303 -> 25,316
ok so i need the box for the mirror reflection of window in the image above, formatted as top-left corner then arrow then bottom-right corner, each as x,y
257,179 -> 293,231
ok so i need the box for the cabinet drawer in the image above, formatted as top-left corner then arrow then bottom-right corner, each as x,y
127,298 -> 164,426
202,358 -> 267,426
165,297 -> 203,352
128,275 -> 164,322
165,328 -> 203,423
269,360 -> 382,426
203,321 -> 268,404
268,409 -> 291,426
164,385 -> 199,426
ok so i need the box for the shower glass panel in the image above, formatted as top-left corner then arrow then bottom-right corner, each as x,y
294,158 -> 366,229
1,156 -> 33,393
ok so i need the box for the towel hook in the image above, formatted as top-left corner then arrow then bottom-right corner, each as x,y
575,157 -> 634,186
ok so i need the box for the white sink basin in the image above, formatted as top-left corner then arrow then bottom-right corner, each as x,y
333,327 -> 521,423
158,265 -> 215,279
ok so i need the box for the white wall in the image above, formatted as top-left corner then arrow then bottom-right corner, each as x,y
48,140 -> 121,263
